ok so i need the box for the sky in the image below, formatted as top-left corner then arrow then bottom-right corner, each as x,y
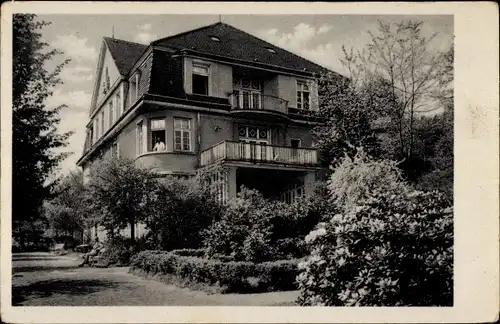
37,14 -> 453,175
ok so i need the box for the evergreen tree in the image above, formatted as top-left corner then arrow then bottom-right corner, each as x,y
12,14 -> 72,247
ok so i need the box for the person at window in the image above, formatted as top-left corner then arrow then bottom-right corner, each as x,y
78,237 -> 104,267
153,138 -> 166,151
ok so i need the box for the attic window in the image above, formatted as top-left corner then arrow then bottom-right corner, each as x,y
266,48 -> 276,54
210,36 -> 220,42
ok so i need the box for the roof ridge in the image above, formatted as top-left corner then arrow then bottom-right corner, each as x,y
151,21 -> 222,46
103,36 -> 147,47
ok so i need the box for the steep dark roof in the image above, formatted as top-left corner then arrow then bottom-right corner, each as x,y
152,22 -> 327,74
103,37 -> 148,75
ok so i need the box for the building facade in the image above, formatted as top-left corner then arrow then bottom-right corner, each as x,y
78,22 -> 334,220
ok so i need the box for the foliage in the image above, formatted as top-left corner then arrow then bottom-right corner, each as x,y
327,148 -> 408,212
314,72 -> 381,165
144,175 -> 222,250
43,170 -> 91,240
99,235 -> 153,266
203,188 -> 321,262
130,250 -> 299,293
12,14 -> 72,248
297,152 -> 453,306
86,157 -> 160,240
338,20 -> 453,188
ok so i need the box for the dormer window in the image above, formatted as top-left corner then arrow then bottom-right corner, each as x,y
129,72 -> 140,105
210,36 -> 220,42
192,63 -> 209,95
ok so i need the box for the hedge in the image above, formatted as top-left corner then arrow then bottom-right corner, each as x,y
130,250 -> 299,293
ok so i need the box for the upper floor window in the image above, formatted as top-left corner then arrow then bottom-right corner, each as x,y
109,101 -> 114,128
174,118 -> 192,151
115,93 -> 122,118
296,80 -> 310,110
129,73 -> 140,105
92,119 -> 98,143
150,118 -> 166,152
233,78 -> 262,109
101,111 -> 105,134
137,120 -> 144,155
192,64 -> 209,95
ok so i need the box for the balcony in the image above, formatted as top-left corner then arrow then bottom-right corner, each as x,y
200,140 -> 319,168
227,93 -> 290,121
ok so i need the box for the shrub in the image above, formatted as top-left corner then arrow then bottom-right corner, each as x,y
203,188 -> 321,262
297,188 -> 453,306
327,148 -> 408,212
170,248 -> 206,257
130,250 -> 299,293
100,236 -> 150,266
145,176 -> 222,251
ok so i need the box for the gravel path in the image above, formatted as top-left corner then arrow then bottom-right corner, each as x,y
12,252 -> 298,306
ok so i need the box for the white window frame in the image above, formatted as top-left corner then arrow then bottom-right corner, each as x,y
137,120 -> 144,155
101,111 -> 105,134
129,73 -> 140,105
296,80 -> 311,110
115,92 -> 121,119
192,63 -> 210,96
109,100 -> 114,128
174,118 -> 192,152
238,126 -> 270,144
233,78 -> 262,109
150,118 -> 167,152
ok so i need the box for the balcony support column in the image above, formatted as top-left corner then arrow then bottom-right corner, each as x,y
304,171 -> 316,198
226,166 -> 237,200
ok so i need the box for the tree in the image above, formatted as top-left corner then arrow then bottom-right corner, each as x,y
86,157 -> 159,241
44,170 -> 90,240
341,20 -> 450,178
313,72 -> 381,166
12,14 -> 72,247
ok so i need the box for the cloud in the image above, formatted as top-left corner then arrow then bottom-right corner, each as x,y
59,65 -> 94,83
52,34 -> 98,62
134,23 -> 157,44
256,23 -> 348,74
318,25 -> 333,34
45,89 -> 91,113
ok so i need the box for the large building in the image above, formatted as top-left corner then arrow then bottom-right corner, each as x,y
77,22 -> 334,211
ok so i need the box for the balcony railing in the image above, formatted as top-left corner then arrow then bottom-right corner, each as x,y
200,140 -> 319,167
228,93 -> 288,113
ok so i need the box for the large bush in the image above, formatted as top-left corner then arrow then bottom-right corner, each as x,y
130,250 -> 299,293
145,175 -> 222,251
203,188 -> 320,262
297,151 -> 453,306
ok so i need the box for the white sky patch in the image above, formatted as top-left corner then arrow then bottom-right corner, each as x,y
134,23 -> 158,44
52,34 -> 98,62
45,89 -> 91,113
256,23 -> 349,75
59,65 -> 94,83
318,25 -> 333,34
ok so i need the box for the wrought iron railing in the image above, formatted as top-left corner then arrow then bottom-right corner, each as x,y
200,140 -> 319,167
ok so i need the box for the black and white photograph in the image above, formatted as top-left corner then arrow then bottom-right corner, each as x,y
1,2 -> 498,323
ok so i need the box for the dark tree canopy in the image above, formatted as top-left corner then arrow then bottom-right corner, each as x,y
12,14 -> 72,247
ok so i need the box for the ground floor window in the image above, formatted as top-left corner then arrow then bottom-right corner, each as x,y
280,181 -> 305,204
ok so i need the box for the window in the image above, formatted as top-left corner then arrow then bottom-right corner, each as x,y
137,121 -> 144,155
101,111 -> 105,134
174,118 -> 192,151
111,141 -> 119,158
297,81 -> 310,110
192,64 -> 209,95
280,181 -> 305,204
129,73 -> 140,105
115,93 -> 121,118
238,126 -> 270,160
92,119 -> 97,143
233,77 -> 262,109
150,118 -> 166,152
109,101 -> 114,128
291,139 -> 301,148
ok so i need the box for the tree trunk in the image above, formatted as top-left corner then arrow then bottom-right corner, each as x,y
130,218 -> 135,241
